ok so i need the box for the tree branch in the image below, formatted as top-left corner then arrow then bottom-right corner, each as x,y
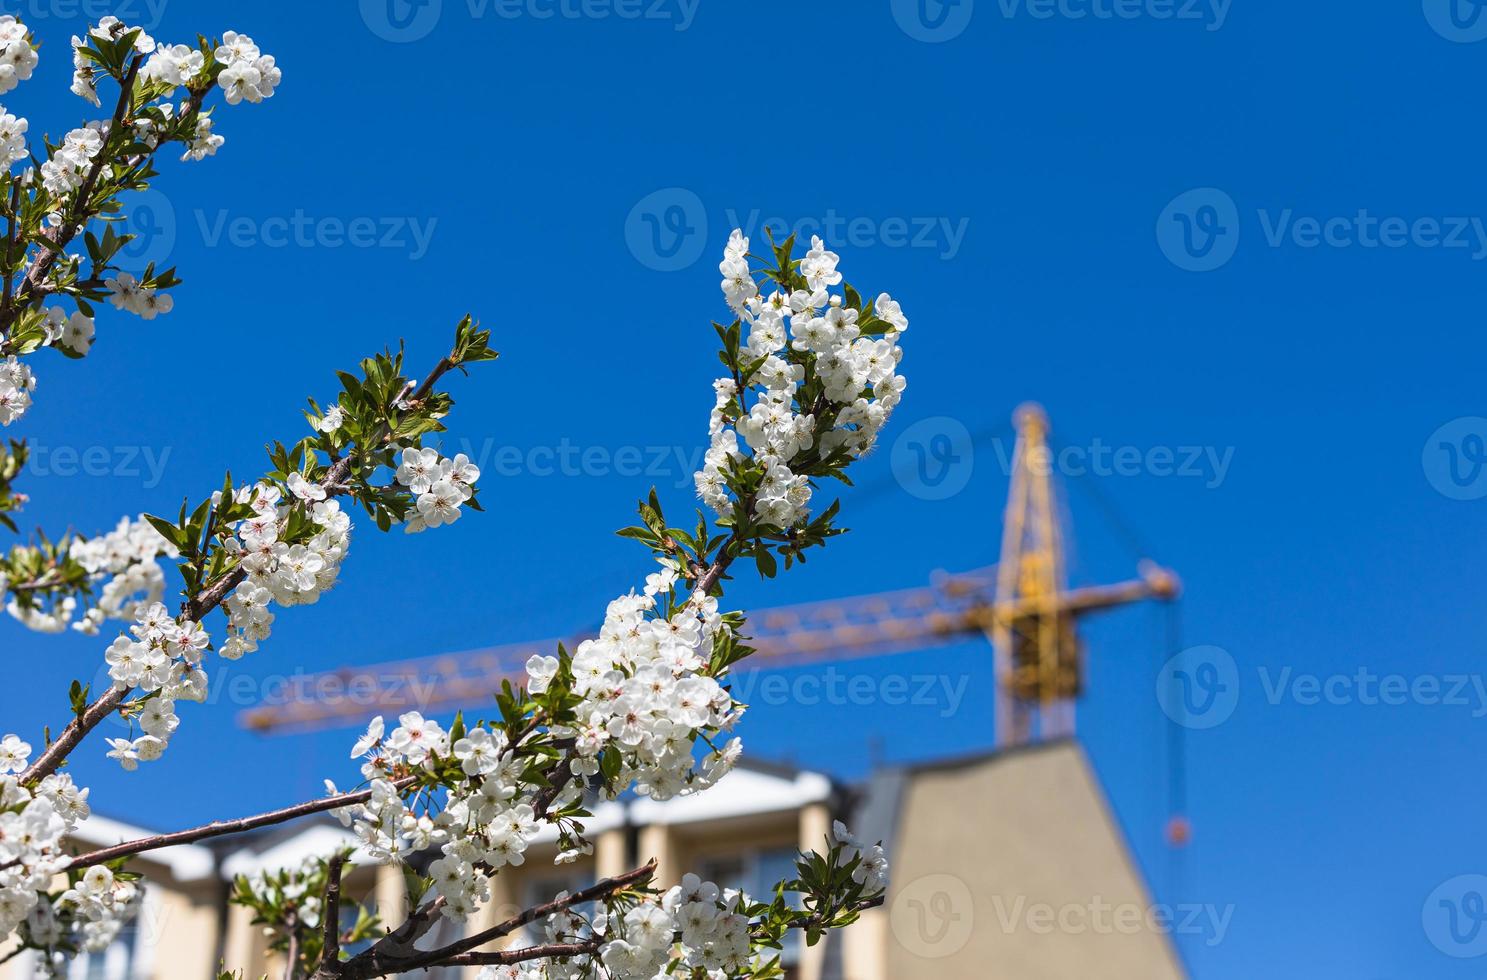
20,349 -> 463,786
427,941 -> 600,968
6,55 -> 142,329
63,777 -> 416,871
339,860 -> 656,979
283,911 -> 302,980
319,854 -> 346,971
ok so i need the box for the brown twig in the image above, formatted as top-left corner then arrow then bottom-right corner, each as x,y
320,854 -> 346,971
283,911 -> 302,980
64,777 -> 416,871
338,860 -> 656,979
429,941 -> 601,968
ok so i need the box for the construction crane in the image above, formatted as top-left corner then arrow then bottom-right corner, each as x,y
239,404 -> 1179,753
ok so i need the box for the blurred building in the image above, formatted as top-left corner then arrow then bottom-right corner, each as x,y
0,743 -> 1183,980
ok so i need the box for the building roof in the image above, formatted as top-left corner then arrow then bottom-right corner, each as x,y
70,813 -> 217,883
630,760 -> 834,827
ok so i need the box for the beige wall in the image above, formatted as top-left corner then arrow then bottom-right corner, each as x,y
878,742 -> 1186,980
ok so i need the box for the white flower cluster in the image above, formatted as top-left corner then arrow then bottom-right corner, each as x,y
0,355 -> 34,426
473,830 -> 885,980
181,115 -> 222,162
559,579 -> 744,801
51,865 -> 139,954
331,574 -> 746,930
832,820 -> 890,894
102,602 -> 208,769
0,17 -> 37,96
701,230 -> 909,528
78,23 -> 275,160
338,712 -> 548,919
103,272 -> 173,320
213,32 -> 280,106
143,43 -> 202,88
66,515 -> 176,634
5,599 -> 72,636
222,482 -> 352,659
395,448 -> 481,533
39,307 -> 94,355
598,873 -> 754,978
8,516 -> 174,635
0,109 -> 27,168
0,736 -> 117,957
70,16 -> 154,106
39,125 -> 102,198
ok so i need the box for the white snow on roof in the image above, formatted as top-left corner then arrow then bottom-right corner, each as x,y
529,799 -> 628,845
629,766 -> 833,826
220,822 -> 366,879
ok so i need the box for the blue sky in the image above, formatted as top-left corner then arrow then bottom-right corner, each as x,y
3,0 -> 1486,976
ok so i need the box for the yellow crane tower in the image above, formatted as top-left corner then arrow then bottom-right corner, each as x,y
991,403 -> 1181,746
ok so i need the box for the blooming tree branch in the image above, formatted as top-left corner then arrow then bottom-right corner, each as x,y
0,16 -> 283,630
222,230 -> 907,980
0,313 -> 496,966
0,18 -> 911,975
